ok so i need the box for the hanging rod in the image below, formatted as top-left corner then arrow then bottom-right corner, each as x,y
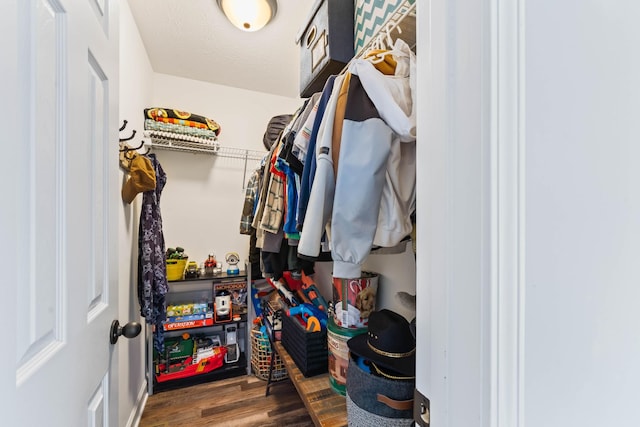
341,0 -> 417,75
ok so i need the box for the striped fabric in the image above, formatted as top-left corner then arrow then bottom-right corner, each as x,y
144,130 -> 218,146
354,0 -> 415,54
155,117 -> 209,129
144,119 -> 218,140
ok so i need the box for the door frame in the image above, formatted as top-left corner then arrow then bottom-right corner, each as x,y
415,0 -> 525,425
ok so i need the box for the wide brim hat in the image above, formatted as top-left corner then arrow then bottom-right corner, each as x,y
347,309 -> 416,378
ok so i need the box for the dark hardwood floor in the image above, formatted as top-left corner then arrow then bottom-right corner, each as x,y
139,374 -> 314,427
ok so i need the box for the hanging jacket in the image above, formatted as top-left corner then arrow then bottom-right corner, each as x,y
292,92 -> 322,162
299,39 -> 417,279
253,136 -> 281,249
296,75 -> 337,232
239,164 -> 262,235
297,74 -> 345,261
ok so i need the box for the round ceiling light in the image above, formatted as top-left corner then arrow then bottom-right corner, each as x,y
217,0 -> 278,32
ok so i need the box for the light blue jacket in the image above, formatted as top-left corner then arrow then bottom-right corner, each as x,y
298,40 -> 416,279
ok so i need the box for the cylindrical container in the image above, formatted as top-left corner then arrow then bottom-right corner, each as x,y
327,317 -> 366,395
332,272 -> 379,329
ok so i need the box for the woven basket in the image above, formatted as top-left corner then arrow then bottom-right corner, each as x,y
250,326 -> 288,381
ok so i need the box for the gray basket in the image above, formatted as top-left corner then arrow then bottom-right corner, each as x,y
346,358 -> 414,427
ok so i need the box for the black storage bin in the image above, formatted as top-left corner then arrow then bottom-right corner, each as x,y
281,312 -> 328,377
295,0 -> 355,98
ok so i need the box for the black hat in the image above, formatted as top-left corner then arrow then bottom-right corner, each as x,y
347,309 -> 415,377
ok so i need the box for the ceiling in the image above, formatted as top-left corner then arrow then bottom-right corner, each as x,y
128,0 -> 314,99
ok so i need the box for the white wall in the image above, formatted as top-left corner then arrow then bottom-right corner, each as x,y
362,245 -> 417,321
524,1 -> 640,425
118,2 -> 155,426
148,73 -> 303,267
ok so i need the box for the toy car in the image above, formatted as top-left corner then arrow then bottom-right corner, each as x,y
185,261 -> 200,279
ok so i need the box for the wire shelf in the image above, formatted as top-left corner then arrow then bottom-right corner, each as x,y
145,132 -> 266,161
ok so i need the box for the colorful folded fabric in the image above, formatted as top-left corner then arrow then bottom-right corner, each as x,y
144,107 -> 221,135
144,119 -> 218,140
156,117 -> 210,129
144,130 -> 219,146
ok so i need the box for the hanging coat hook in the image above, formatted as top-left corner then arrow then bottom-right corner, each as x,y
119,120 -> 128,132
119,140 -> 145,152
119,129 -> 137,142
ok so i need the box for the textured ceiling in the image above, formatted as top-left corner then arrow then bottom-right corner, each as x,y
127,0 -> 313,99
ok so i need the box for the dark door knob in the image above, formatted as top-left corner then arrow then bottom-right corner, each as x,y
110,320 -> 142,344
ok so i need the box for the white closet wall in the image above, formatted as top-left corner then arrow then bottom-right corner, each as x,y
148,73 -> 302,269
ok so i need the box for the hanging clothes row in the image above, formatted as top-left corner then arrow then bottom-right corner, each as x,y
241,37 -> 417,283
241,105 -> 320,283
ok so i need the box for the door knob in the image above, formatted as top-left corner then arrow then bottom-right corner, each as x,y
110,320 -> 142,344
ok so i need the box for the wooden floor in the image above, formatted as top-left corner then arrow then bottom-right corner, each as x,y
139,375 -> 314,427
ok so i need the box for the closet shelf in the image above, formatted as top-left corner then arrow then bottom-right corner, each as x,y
146,134 -> 266,161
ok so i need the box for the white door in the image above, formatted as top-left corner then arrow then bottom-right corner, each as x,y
1,0 -> 121,425
417,1 -> 640,426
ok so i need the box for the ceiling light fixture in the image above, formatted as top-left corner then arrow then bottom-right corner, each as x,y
216,0 -> 278,32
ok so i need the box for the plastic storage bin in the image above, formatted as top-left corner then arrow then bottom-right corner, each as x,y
166,259 -> 188,281
281,311 -> 328,377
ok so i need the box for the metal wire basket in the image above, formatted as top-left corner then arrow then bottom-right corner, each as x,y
250,326 -> 288,381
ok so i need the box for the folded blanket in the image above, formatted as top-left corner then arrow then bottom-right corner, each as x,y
144,119 -> 218,140
144,130 -> 219,146
144,108 -> 221,135
155,117 -> 210,129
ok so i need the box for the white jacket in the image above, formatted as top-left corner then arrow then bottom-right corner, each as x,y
298,39 -> 416,279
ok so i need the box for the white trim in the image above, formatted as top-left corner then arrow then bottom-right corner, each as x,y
127,383 -> 148,427
490,0 -> 525,426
